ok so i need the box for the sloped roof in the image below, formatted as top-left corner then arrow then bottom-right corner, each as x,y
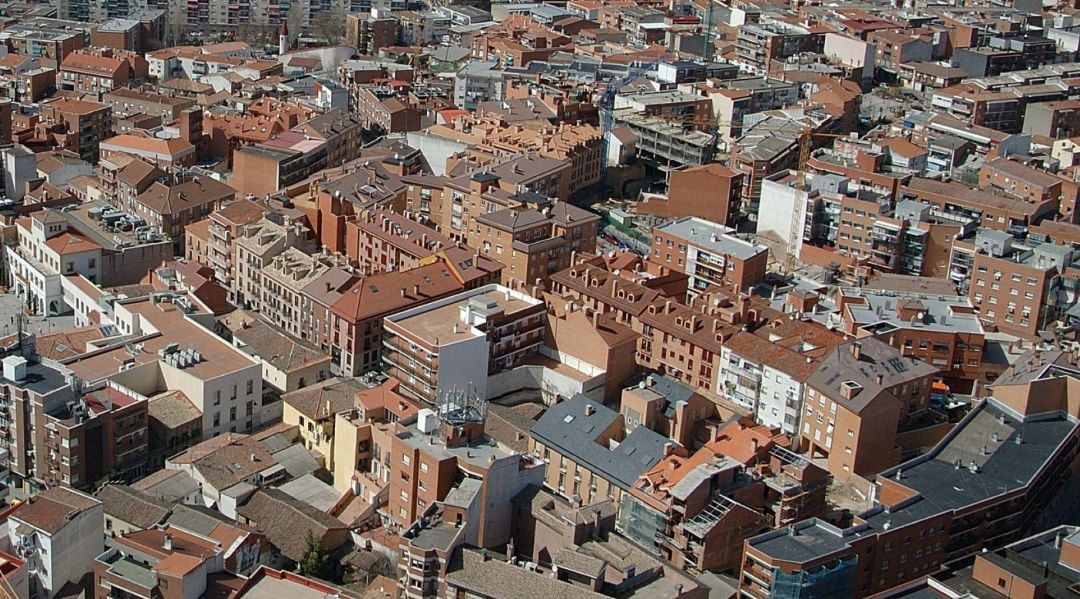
237,489 -> 348,562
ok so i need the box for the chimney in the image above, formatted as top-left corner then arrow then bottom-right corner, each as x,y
584,404 -> 595,417
876,373 -> 883,385
751,437 -> 760,453
851,342 -> 862,360
163,533 -> 173,551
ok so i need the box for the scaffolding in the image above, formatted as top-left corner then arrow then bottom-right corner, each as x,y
682,493 -> 736,538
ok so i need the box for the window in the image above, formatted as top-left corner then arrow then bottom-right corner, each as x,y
402,454 -> 411,466
246,380 -> 254,395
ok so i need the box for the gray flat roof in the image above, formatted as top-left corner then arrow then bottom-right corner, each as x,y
845,290 -> 984,334
2,360 -> 71,397
861,400 -> 1077,531
656,217 -> 767,260
750,399 -> 1078,564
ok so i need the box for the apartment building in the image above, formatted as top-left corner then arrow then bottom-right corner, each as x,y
346,12 -> 398,56
8,487 -> 102,599
618,419 -> 821,573
884,524 -> 1080,598
468,202 -> 599,288
383,285 -> 545,404
308,162 -> 410,255
648,217 -> 768,296
959,229 -> 1070,339
133,176 -> 236,253
978,157 -> 1063,204
353,87 -> 422,135
37,97 -> 112,163
64,293 -> 267,439
1,354 -> 76,491
99,155 -> 165,210
529,394 -> 670,507
56,50 -> 143,100
736,22 -> 818,72
740,349 -> 1080,598
439,164 -> 578,241
719,318 -> 845,436
639,163 -> 743,226
424,115 -> 603,197
233,215 -> 312,311
348,209 -> 456,277
1,18 -> 89,62
899,178 -> 1058,237
248,242 -> 323,324
229,139 -> 328,198
547,257 -> 753,395
869,31 -> 932,79
1023,99 -> 1080,138
99,134 -> 196,172
293,108 -> 365,171
801,338 -> 938,480
190,198 -> 265,298
635,292 -> 778,395
39,384 -> 148,490
839,287 -> 988,392
389,398 -> 544,537
327,261 -> 470,377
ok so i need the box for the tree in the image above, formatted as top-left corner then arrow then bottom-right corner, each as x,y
299,530 -> 332,580
286,2 -> 305,46
311,9 -> 345,45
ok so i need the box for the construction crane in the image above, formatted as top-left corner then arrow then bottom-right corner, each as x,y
595,62 -> 649,203
654,111 -> 853,273
702,0 -> 716,64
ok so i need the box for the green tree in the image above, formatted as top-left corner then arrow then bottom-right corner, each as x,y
300,530 -> 332,579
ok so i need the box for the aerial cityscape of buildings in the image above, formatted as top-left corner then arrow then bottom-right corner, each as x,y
0,0 -> 1075,597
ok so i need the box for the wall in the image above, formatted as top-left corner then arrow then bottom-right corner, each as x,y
487,363 -> 604,405
49,502 -> 104,596
756,179 -> 805,249
436,335 -> 490,401
405,131 -> 469,176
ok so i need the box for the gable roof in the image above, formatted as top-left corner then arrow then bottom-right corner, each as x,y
329,261 -> 463,322
530,394 -> 669,489
237,489 -> 349,562
14,487 -> 99,535
136,176 -> 236,215
95,484 -> 172,529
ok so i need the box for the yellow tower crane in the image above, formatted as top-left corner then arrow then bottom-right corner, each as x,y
653,112 -> 854,274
